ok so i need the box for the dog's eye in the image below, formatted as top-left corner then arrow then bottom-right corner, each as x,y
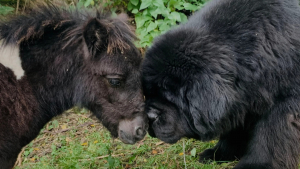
108,78 -> 121,88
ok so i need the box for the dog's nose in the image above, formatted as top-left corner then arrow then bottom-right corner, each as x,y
147,107 -> 160,122
147,111 -> 158,121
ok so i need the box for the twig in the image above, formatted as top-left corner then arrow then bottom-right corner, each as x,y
155,141 -> 164,146
183,140 -> 187,169
14,147 -> 25,167
78,153 -> 129,161
16,0 -> 20,14
22,0 -> 28,13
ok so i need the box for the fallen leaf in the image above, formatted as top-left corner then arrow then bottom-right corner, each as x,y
81,142 -> 88,146
61,124 -> 67,129
155,141 -> 164,146
191,148 -> 197,157
94,140 -> 98,144
152,150 -> 158,154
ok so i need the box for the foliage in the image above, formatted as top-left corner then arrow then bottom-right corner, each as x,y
72,0 -> 210,48
76,0 -> 129,15
128,0 -> 209,47
0,0 -> 210,48
0,5 -> 14,15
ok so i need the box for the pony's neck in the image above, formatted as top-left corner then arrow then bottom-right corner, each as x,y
26,77 -> 75,119
13,77 -> 74,146
0,76 -> 49,149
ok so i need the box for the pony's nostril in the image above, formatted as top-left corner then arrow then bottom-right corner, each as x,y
136,127 -> 144,136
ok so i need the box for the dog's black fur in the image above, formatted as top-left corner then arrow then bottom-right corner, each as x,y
0,5 -> 147,169
142,0 -> 300,168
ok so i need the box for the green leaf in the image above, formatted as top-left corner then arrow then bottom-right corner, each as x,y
84,0 -> 93,7
168,0 -> 183,9
159,6 -> 171,17
141,41 -> 151,48
145,34 -> 154,42
108,156 -> 115,168
169,11 -> 181,22
52,120 -> 59,128
135,14 -> 152,28
149,7 -> 160,19
51,144 -> 56,155
132,9 -> 139,14
140,0 -> 152,10
191,148 -> 197,157
155,19 -> 164,26
77,0 -> 85,8
128,154 -> 136,163
0,5 -> 14,15
142,9 -> 149,16
24,151 -> 30,156
221,162 -> 231,167
152,0 -> 164,7
127,2 -> 133,11
147,21 -> 158,32
150,30 -> 160,39
179,13 -> 188,23
130,0 -> 139,6
158,22 -> 171,32
136,27 -> 148,38
51,145 -> 56,150
29,148 -> 34,154
183,3 -> 199,11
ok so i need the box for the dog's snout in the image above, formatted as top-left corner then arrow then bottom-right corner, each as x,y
148,111 -> 158,121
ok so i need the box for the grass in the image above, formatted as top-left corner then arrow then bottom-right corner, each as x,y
15,108 -> 237,169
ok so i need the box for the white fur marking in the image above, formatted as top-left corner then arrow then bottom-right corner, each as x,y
0,42 -> 24,79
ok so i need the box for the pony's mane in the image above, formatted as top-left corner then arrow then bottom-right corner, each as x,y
0,4 -> 137,54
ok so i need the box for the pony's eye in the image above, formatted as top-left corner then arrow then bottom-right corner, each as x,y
108,78 -> 121,88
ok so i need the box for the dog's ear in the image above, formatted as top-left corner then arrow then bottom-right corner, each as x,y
83,18 -> 108,57
186,75 -> 234,139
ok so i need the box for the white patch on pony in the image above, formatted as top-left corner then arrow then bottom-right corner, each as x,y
0,42 -> 24,80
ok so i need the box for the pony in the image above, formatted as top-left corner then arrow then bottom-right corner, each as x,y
0,5 -> 147,169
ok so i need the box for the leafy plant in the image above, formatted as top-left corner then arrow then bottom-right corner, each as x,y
0,5 -> 14,15
128,0 -> 209,47
76,0 -> 128,14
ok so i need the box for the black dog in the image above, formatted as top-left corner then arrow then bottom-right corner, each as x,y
142,0 -> 300,168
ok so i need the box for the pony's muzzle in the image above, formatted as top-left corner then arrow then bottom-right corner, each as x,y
118,115 -> 148,144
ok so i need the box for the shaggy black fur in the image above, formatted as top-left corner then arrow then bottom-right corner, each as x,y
0,5 -> 147,169
142,0 -> 300,168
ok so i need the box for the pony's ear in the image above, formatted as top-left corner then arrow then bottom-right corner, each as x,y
116,13 -> 129,22
83,18 -> 108,57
